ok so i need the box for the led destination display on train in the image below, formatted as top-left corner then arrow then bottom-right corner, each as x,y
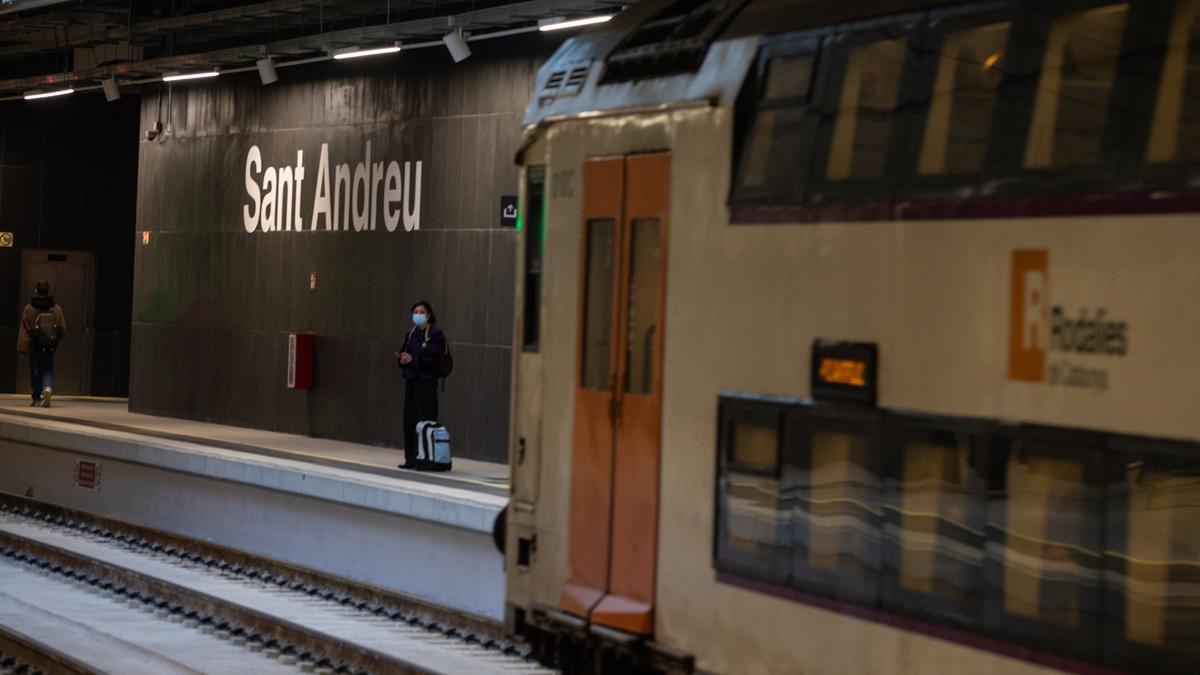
811,340 -> 878,406
242,141 -> 423,234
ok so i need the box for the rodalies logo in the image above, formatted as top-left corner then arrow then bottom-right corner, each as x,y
1007,249 -> 1128,390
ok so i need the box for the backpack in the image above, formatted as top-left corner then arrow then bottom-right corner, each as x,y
416,421 -> 453,471
407,327 -> 454,380
439,342 -> 454,379
30,311 -> 59,350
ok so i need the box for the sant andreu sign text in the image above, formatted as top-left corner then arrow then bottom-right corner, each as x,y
243,140 -> 423,234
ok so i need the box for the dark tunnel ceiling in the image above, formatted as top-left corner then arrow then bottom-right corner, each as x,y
0,0 -> 631,98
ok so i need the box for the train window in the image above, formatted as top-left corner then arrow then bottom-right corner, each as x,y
881,427 -> 985,626
917,21 -> 1013,176
825,36 -> 909,181
731,420 -> 778,473
522,166 -> 546,352
789,417 -> 881,604
732,42 -> 821,198
1023,3 -> 1129,170
715,398 -> 1200,670
736,109 -> 784,191
716,398 -> 789,583
1103,451 -> 1200,667
1145,0 -> 1200,163
987,440 -> 1104,654
763,53 -> 816,101
580,219 -> 615,390
624,219 -> 661,395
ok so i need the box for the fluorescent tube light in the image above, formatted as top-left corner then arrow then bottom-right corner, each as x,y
163,71 -> 219,82
24,88 -> 74,100
333,45 -> 401,60
538,15 -> 614,31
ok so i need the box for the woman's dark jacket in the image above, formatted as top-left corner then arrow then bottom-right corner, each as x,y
400,326 -> 445,381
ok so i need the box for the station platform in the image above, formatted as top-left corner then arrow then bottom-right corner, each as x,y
0,395 -> 509,621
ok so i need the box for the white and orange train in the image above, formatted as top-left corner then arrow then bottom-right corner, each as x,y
499,1 -> 1200,673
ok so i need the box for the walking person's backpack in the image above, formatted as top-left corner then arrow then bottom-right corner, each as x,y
30,311 -> 59,351
415,420 -> 453,471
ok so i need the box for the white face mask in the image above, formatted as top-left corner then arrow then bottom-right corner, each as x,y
412,313 -> 428,327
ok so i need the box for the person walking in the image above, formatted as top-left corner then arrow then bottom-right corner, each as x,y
394,301 -> 445,470
16,281 -> 66,407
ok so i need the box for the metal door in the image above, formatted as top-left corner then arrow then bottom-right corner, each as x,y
17,250 -> 95,395
562,153 -> 669,635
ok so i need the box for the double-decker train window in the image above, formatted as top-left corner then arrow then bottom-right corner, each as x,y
728,1 -> 1200,218
762,53 -> 816,101
917,20 -> 1014,177
1023,3 -> 1130,170
1146,0 -> 1200,164
732,37 -> 823,200
1102,448 -> 1200,669
714,395 -> 1200,671
787,414 -> 882,604
985,436 -> 1106,657
880,424 -> 986,627
715,397 -> 789,584
825,35 -> 910,182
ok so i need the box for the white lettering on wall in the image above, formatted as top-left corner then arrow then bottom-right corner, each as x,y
245,141 -> 420,234
311,144 -> 332,230
243,145 -> 262,232
403,161 -> 421,232
384,161 -> 402,232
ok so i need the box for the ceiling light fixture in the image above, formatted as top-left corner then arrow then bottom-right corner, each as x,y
333,43 -> 402,60
538,15 -> 614,32
23,88 -> 74,100
443,26 -> 471,63
163,71 -> 219,82
101,77 -> 121,102
256,57 -> 278,85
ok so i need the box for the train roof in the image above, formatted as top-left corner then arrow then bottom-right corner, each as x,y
523,0 -> 962,126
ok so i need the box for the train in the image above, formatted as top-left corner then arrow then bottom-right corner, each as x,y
498,0 -> 1200,673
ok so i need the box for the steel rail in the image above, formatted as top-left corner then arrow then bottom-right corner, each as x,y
0,491 -> 523,674
0,526 -> 432,674
0,624 -> 99,675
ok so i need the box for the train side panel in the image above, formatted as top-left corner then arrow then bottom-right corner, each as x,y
512,102 -> 1200,673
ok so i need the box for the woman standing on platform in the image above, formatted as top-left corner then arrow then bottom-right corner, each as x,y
394,301 -> 445,470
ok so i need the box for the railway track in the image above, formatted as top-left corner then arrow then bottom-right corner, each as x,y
0,493 -> 550,675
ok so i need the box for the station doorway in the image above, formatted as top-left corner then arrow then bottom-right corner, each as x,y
15,250 -> 95,396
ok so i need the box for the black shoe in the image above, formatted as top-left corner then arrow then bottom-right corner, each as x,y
398,463 -> 416,470
30,400 -> 40,407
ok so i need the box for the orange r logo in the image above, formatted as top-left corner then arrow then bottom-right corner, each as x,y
1008,250 -> 1048,382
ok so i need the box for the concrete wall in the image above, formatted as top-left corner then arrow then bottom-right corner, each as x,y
0,96 -> 139,397
0,415 -> 505,619
131,36 -> 561,462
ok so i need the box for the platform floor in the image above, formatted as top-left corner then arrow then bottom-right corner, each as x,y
0,395 -> 508,496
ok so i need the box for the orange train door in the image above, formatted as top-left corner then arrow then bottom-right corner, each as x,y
562,153 -> 669,636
